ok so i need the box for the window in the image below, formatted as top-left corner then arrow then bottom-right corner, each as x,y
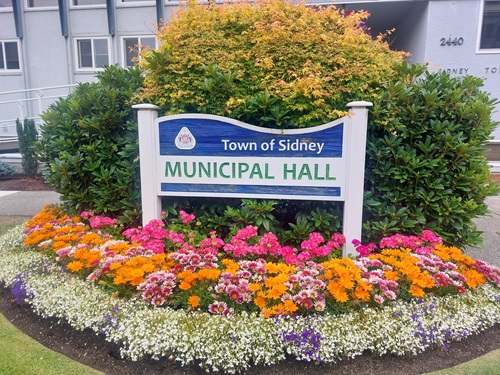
73,0 -> 105,5
480,1 -> 500,49
0,41 -> 20,71
0,0 -> 12,7
26,0 -> 58,8
76,38 -> 110,70
123,36 -> 155,67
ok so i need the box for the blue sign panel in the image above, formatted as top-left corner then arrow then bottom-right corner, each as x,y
155,114 -> 346,201
158,117 -> 343,158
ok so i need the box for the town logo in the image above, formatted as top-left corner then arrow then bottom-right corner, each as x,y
175,127 -> 196,150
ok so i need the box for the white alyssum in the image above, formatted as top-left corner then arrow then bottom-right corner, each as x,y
0,226 -> 499,373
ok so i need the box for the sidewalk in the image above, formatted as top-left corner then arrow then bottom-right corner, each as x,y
0,190 -> 499,267
0,190 -> 61,216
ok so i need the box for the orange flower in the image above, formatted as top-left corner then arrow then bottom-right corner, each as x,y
267,284 -> 288,299
178,270 -> 197,284
269,303 -> 286,316
283,299 -> 298,314
265,262 -> 295,275
352,284 -> 372,301
461,269 -> 486,289
254,295 -> 267,310
222,258 -> 239,274
179,280 -> 192,290
198,268 -> 221,281
327,283 -> 349,302
409,285 -> 425,298
66,261 -> 84,272
188,295 -> 201,309
248,283 -> 261,292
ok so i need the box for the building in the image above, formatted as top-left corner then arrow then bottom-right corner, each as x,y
1,0 -> 499,141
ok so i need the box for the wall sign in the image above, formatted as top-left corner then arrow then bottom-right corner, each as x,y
156,115 -> 345,200
133,102 -> 372,256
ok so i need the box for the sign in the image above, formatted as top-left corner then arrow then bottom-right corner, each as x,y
133,102 -> 372,256
156,115 -> 345,200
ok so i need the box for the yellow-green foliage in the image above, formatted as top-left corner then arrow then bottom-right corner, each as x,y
138,0 -> 407,128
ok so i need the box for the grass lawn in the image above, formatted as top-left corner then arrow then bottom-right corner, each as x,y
0,313 -> 104,375
0,216 -> 28,237
424,350 -> 500,375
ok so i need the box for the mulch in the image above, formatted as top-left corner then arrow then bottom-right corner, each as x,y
0,174 -> 54,191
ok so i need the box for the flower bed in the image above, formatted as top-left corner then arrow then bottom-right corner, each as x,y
0,205 -> 499,373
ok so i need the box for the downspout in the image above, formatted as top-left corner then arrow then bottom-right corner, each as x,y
57,0 -> 74,89
156,0 -> 164,28
106,0 -> 117,65
12,0 -> 30,117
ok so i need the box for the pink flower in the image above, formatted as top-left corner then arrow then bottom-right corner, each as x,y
208,301 -> 230,315
353,239 -> 377,257
179,210 -> 195,224
89,215 -> 117,229
374,295 -> 384,304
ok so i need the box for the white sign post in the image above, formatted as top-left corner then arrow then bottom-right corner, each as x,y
133,101 -> 372,257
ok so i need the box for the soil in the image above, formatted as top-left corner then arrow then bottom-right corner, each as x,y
0,174 -> 54,191
0,173 -> 499,374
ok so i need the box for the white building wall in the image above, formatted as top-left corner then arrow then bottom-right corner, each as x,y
390,1 -> 429,64
1,0 -> 500,138
423,0 -> 500,137
23,9 -> 68,89
0,7 -> 25,126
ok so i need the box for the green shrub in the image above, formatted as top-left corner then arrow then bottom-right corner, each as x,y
364,63 -> 500,247
16,118 -> 38,177
0,160 -> 15,177
163,197 -> 342,248
36,65 -> 144,223
133,0 -> 403,243
137,0 -> 406,128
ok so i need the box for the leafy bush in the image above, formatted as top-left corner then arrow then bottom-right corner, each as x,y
0,160 -> 15,177
134,0 -> 403,241
364,63 -> 500,247
162,198 -> 342,248
16,118 -> 38,177
137,0 -> 406,128
36,65 -> 144,223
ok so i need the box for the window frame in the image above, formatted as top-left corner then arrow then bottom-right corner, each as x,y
121,35 -> 157,68
0,39 -> 21,73
0,0 -> 13,12
74,37 -> 112,72
70,0 -> 106,9
477,0 -> 500,54
117,0 -> 156,8
24,0 -> 58,10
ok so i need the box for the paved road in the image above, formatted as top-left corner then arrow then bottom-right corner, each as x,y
0,190 -> 499,267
